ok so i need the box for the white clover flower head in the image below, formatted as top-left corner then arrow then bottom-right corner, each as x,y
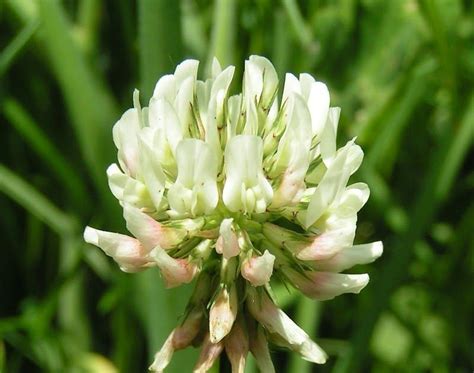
84,55 -> 383,370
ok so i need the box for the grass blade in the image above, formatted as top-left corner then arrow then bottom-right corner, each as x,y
207,0 -> 237,71
281,0 -> 315,53
0,164 -> 76,236
0,20 -> 39,77
38,0 -> 118,195
138,0 -> 183,99
2,99 -> 89,210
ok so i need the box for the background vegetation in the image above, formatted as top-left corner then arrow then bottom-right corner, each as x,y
1,0 -> 473,372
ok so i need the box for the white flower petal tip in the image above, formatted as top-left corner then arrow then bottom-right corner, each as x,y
241,250 -> 275,286
112,108 -> 141,177
314,241 -> 383,272
371,241 -> 384,257
83,226 -> 98,245
304,141 -> 364,228
84,226 -> 151,273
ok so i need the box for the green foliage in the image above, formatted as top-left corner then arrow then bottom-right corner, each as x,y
0,0 -> 472,372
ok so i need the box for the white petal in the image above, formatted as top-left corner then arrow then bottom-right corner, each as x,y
168,139 -> 218,216
296,217 -> 357,261
211,57 -> 222,78
335,182 -> 370,217
242,98 -> 259,135
209,286 -> 238,343
84,226 -> 149,273
226,94 -> 243,139
150,247 -> 197,288
210,65 -> 235,108
106,163 -> 153,209
314,241 -> 383,272
106,163 -> 127,200
281,73 -> 301,105
305,140 -> 362,228
139,126 -> 176,179
174,59 -> 199,85
176,139 -> 217,186
320,107 -> 340,167
123,204 -> 186,250
290,271 -> 370,301
247,288 -> 327,364
223,135 -> 273,213
270,93 -> 312,207
307,81 -> 330,136
195,79 -> 212,120
148,98 -> 185,154
298,73 -> 315,100
271,93 -> 312,174
245,55 -> 278,109
152,74 -> 176,102
174,76 -> 194,130
112,108 -> 141,177
137,136 -> 167,211
215,218 -> 240,259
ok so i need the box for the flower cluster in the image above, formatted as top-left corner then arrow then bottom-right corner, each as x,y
84,56 -> 383,372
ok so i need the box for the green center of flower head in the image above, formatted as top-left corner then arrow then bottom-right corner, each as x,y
84,56 -> 383,372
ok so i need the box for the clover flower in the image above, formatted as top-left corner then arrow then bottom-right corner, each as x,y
84,56 -> 383,371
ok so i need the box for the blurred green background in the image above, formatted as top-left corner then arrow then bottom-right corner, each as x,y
1,0 -> 473,372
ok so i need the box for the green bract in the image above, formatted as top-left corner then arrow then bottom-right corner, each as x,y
84,56 -> 383,371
